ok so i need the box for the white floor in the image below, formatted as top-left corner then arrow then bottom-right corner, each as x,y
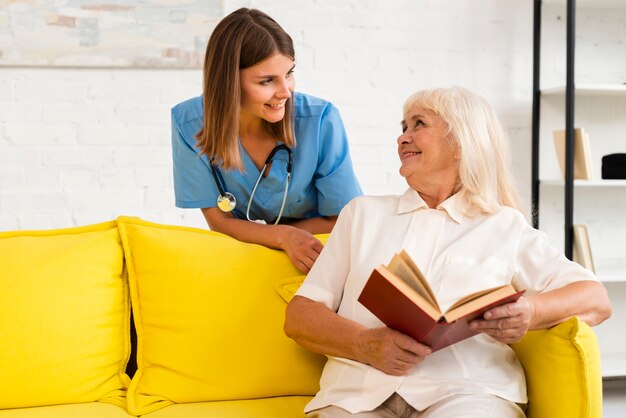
603,380 -> 626,417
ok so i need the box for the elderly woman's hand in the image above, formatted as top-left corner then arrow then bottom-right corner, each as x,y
356,327 -> 432,376
469,296 -> 536,344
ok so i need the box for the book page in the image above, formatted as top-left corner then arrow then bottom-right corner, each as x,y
443,284 -> 518,323
387,251 -> 440,312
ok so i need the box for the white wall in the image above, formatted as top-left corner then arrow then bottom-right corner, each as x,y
0,0 -> 534,230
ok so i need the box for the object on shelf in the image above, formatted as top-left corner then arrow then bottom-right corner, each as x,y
602,153 -> 626,179
553,127 -> 594,180
573,224 -> 595,273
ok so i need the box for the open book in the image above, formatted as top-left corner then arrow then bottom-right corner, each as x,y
358,250 -> 525,351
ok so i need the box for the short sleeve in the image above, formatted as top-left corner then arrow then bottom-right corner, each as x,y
512,226 -> 598,295
171,111 -> 219,209
296,199 -> 356,312
314,104 -> 362,215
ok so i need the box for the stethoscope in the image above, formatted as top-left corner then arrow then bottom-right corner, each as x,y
209,145 -> 293,224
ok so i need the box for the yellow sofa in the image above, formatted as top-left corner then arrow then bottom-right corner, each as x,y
0,217 -> 602,418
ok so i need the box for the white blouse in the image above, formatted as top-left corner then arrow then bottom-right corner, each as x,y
296,188 -> 597,414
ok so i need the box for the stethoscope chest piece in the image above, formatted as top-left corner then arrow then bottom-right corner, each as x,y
216,192 -> 236,212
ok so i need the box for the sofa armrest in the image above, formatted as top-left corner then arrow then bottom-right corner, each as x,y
511,317 -> 602,418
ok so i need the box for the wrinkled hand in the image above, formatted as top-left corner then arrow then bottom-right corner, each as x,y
470,296 -> 535,344
356,327 -> 431,376
281,227 -> 324,273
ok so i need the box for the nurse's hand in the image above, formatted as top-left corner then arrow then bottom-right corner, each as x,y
357,327 -> 431,376
280,227 -> 324,273
201,207 -> 324,273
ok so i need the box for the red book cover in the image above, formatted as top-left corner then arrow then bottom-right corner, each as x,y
358,265 -> 524,352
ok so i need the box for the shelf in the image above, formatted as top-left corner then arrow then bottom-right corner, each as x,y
543,0 -> 626,8
541,179 -> 626,187
598,273 -> 626,283
602,352 -> 626,379
541,84 -> 626,96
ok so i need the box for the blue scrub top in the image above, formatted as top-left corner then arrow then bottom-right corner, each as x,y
171,92 -> 363,223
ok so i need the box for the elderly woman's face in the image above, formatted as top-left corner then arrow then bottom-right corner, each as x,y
397,107 -> 459,185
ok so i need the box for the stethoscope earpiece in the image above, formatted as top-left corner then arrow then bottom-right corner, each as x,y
216,192 -> 236,212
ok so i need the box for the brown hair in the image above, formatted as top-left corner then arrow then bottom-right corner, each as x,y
196,8 -> 296,171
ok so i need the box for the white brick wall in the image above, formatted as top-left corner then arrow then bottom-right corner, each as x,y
0,0 -> 535,230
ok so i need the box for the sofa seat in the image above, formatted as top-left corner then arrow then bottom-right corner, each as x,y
0,402 -> 133,418
0,397 -> 312,418
139,396 -> 312,418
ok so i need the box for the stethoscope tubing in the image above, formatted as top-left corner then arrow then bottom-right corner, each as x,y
211,145 -> 293,224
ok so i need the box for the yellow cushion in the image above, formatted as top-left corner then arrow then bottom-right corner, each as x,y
0,221 -> 130,410
511,317 -> 602,418
117,217 -> 327,415
275,275 -> 307,303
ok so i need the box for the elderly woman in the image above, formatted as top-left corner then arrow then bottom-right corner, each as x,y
284,87 -> 611,418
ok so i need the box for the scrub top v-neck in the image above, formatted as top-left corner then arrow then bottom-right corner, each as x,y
171,92 -> 362,223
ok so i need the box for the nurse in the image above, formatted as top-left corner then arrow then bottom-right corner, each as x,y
171,8 -> 362,272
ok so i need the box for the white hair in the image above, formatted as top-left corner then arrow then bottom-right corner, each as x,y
403,86 -> 521,214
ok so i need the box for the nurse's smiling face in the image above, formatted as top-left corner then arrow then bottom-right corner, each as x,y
240,53 -> 295,124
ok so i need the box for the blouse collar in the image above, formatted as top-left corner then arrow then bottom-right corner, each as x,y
397,188 -> 466,224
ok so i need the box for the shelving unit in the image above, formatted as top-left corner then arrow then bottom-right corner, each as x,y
531,0 -> 626,386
